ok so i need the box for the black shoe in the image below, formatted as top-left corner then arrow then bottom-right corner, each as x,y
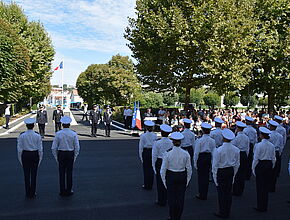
253,207 -> 267,212
66,191 -> 74,197
232,193 -> 242,197
59,192 -> 66,197
195,194 -> 207,200
287,200 -> 290,203
213,212 -> 228,219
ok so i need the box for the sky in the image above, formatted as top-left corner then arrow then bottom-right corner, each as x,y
4,0 -> 136,86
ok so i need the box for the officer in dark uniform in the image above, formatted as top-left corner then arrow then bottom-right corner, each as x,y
52,105 -> 64,132
17,118 -> 43,198
89,105 -> 101,137
252,127 -> 276,212
36,105 -> 48,138
212,129 -> 240,219
181,118 -> 195,162
103,106 -> 113,137
160,132 -> 192,220
51,116 -> 80,197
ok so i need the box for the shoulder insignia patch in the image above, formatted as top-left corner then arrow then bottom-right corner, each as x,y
167,148 -> 173,152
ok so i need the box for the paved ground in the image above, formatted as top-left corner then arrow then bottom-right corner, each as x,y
0,108 -> 289,220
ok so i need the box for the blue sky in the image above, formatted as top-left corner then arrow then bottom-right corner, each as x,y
4,0 -> 136,86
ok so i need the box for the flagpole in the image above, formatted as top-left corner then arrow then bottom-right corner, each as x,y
61,61 -> 64,109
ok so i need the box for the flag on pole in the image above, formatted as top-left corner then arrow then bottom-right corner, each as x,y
135,101 -> 142,130
131,102 -> 137,128
54,61 -> 63,71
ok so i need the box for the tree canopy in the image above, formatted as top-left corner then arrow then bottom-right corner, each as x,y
0,2 -> 55,104
76,55 -> 142,106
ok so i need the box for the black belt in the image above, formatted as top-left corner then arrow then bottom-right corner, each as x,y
182,146 -> 192,148
199,152 -> 211,155
23,150 -> 38,152
167,170 -> 186,174
58,150 -> 74,152
143,148 -> 152,150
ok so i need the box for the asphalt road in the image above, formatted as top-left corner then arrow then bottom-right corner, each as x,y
0,109 -> 289,220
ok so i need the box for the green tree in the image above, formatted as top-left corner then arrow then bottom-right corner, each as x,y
249,0 -> 289,113
76,55 -> 142,106
240,94 -> 258,108
204,0 -> 257,94
0,18 -> 31,103
203,92 -> 220,109
223,92 -> 240,107
0,2 -> 55,104
125,0 -> 214,108
162,92 -> 179,106
141,92 -> 164,108
258,97 -> 268,108
190,88 -> 205,106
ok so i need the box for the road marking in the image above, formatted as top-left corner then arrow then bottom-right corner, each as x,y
0,114 -> 36,136
0,112 -> 33,130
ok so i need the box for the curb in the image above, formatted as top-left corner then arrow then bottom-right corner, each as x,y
0,114 -> 36,136
0,112 -> 34,130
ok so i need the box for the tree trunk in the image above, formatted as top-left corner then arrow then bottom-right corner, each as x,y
184,86 -> 191,110
267,90 -> 275,114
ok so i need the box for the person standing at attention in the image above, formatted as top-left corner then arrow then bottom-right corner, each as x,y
181,118 -> 195,162
160,132 -> 192,220
51,116 -> 80,197
252,127 -> 276,212
212,129 -> 240,219
139,121 -> 157,190
17,118 -> 43,198
152,124 -> 173,206
194,122 -> 216,200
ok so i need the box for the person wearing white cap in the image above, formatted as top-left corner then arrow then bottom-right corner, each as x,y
51,116 -> 80,197
212,129 -> 240,219
193,122 -> 216,200
17,118 -> 43,198
231,121 -> 250,196
181,118 -> 195,162
210,117 -> 224,148
244,116 -> 258,180
268,120 -> 284,192
89,105 -> 101,137
139,121 -> 157,190
274,115 -> 287,149
252,127 -> 276,212
160,132 -> 192,220
152,124 -> 173,206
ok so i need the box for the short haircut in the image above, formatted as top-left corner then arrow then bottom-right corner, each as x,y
26,124 -> 34,130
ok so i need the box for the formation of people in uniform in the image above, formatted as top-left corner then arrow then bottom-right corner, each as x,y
138,114 -> 289,220
35,104 -> 113,138
16,104 -> 289,219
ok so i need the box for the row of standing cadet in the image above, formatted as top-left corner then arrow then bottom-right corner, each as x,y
36,105 -> 113,138
17,116 -> 80,198
138,115 -> 288,220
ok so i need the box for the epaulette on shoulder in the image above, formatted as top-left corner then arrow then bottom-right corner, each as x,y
71,130 -> 77,133
20,131 -> 25,135
167,148 -> 173,152
34,131 -> 39,134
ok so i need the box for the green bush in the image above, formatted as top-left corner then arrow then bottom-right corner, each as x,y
203,92 -> 221,108
0,117 -> 5,126
223,92 -> 240,107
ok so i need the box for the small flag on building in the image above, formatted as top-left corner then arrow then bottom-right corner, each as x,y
54,61 -> 63,71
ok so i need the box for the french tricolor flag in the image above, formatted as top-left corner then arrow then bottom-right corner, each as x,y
135,106 -> 142,130
132,101 -> 142,130
54,61 -> 63,71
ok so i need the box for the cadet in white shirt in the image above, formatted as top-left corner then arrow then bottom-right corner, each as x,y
152,124 -> 173,206
252,127 -> 276,212
244,116 -> 258,180
212,129 -> 240,219
210,117 -> 224,148
232,121 -> 250,196
160,132 -> 192,220
194,122 -> 215,200
51,116 -> 80,197
268,120 -> 284,192
17,118 -> 43,198
139,121 -> 157,190
181,118 -> 195,162
274,115 -> 287,147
